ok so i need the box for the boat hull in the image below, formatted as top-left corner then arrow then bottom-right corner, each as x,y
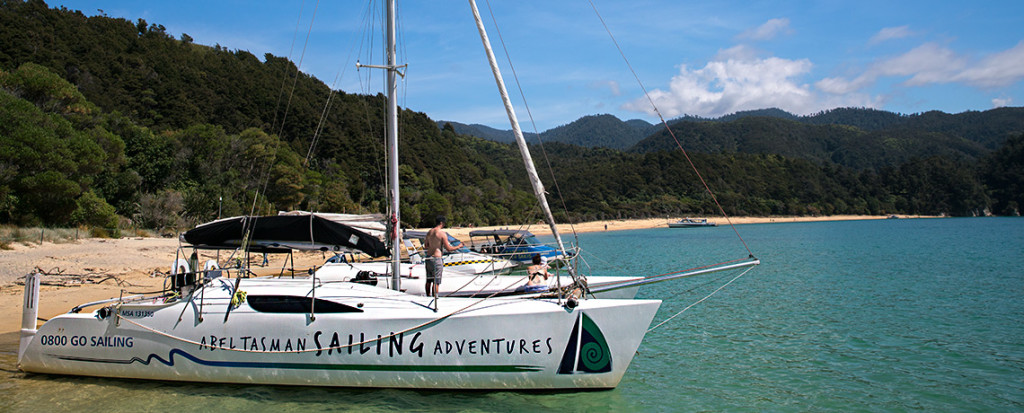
19,280 -> 660,389
668,218 -> 717,228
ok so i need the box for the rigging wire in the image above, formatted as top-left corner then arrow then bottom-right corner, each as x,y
248,1 -> 325,260
381,0 -> 396,252
588,0 -> 754,257
353,0 -> 388,211
276,0 -> 321,140
251,1 -> 308,246
271,0 -> 306,132
305,2 -> 374,166
396,0 -> 409,117
647,266 -> 754,333
348,0 -> 408,256
395,0 -> 408,235
482,0 -> 580,246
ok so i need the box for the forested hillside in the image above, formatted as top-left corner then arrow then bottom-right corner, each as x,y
539,114 -> 656,150
0,0 -> 538,230
442,114 -> 656,150
449,107 -> 1023,162
1,0 -> 1021,234
632,115 -> 994,170
439,121 -> 533,144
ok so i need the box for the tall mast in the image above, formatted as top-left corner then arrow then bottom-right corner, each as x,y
356,0 -> 403,289
468,0 -> 578,283
386,0 -> 400,290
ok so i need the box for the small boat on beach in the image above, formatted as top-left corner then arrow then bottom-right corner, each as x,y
668,217 -> 718,228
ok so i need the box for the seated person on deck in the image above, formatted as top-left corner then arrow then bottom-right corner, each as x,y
525,254 -> 550,288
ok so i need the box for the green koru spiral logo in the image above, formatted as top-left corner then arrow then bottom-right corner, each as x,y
580,341 -> 610,371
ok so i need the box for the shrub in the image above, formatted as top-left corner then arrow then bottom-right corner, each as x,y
71,190 -> 121,237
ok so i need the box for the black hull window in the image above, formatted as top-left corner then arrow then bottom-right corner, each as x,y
247,295 -> 363,313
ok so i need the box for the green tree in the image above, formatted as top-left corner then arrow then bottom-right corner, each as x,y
71,190 -> 120,236
981,134 -> 1024,215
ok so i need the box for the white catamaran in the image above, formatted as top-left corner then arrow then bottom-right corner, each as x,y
17,0 -> 757,389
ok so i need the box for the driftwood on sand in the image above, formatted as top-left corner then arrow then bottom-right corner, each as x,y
17,266 -> 137,288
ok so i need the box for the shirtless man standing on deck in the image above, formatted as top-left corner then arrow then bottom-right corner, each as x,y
423,215 -> 460,310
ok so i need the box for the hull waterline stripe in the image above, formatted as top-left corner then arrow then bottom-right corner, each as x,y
50,349 -> 543,373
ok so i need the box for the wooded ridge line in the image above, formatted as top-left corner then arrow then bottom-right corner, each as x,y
1,1 -> 1021,234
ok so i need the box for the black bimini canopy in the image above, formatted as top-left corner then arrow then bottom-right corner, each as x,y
182,215 -> 389,258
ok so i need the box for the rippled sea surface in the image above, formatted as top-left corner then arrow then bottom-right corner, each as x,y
2,218 -> 1022,411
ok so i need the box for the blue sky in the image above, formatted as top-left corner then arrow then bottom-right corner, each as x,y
53,1 -> 1024,131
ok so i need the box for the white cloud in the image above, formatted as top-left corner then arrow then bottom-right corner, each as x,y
817,41 -> 1024,95
954,41 -> 1024,88
869,26 -> 912,45
622,36 -> 1024,120
739,18 -> 792,41
815,76 -> 868,95
623,54 -> 822,118
877,43 -> 966,85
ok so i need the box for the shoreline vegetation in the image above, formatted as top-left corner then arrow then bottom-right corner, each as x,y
0,214 -> 939,336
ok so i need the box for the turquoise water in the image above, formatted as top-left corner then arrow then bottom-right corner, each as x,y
2,218 -> 1023,411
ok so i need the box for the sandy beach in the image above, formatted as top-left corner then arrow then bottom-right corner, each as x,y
442,214 -> 908,238
0,214 -> 923,334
